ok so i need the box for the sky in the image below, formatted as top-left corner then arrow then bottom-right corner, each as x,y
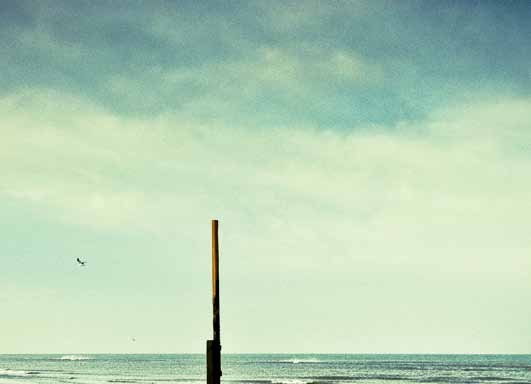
1,0 -> 530,354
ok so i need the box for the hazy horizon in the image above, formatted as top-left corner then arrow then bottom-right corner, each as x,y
1,1 -> 530,355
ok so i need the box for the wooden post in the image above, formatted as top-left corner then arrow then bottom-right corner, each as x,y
207,219 -> 221,384
212,220 -> 220,343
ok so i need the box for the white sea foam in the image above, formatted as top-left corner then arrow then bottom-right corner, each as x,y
279,358 -> 322,364
0,369 -> 36,377
57,355 -> 92,361
272,379 -> 308,384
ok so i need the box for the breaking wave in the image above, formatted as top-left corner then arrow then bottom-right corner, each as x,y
0,369 -> 39,377
274,358 -> 324,364
57,355 -> 93,361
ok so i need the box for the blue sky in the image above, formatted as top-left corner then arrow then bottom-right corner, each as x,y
1,1 -> 530,353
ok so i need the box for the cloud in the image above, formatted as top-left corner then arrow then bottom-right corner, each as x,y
2,88 -> 530,261
5,0 -> 529,126
1,1 -> 530,353
1,87 -> 530,352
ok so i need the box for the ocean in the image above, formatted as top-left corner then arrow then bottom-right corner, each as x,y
0,354 -> 530,384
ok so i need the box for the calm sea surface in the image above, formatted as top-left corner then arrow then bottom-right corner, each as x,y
1,354 -> 530,384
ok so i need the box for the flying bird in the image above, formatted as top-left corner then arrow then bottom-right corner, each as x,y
76,258 -> 87,266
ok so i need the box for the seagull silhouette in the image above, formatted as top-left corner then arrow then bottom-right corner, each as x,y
76,258 -> 87,266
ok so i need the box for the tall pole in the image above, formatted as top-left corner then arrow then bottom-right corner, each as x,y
207,219 -> 221,384
212,219 -> 220,343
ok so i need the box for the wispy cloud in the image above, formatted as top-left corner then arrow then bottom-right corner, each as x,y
1,0 -> 530,353
2,88 -> 530,261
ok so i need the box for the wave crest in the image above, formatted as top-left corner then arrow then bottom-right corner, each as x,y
57,355 -> 92,361
0,369 -> 39,377
279,359 -> 323,364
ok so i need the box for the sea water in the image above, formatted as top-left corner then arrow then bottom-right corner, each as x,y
0,354 -> 530,384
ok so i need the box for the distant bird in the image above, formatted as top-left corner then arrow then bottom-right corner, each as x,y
132,337 -> 136,342
76,258 -> 87,266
